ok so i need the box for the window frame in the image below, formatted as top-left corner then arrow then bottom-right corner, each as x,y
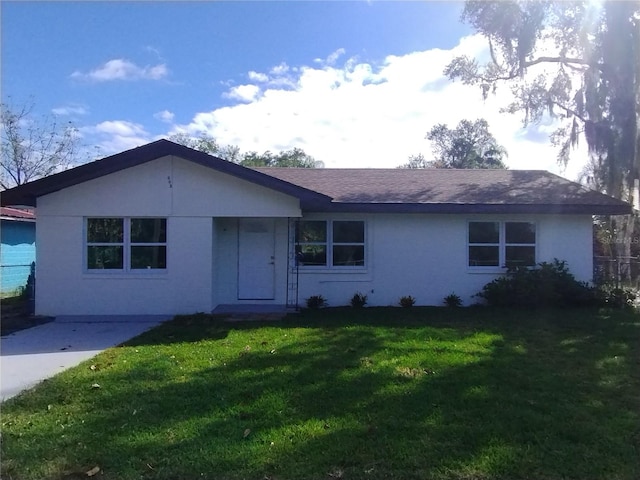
467,221 -> 537,271
504,222 -> 537,268
468,221 -> 500,268
86,218 -> 125,270
295,219 -> 367,270
295,220 -> 328,268
85,217 -> 168,273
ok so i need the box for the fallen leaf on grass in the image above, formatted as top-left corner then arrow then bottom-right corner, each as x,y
86,466 -> 100,477
243,428 -> 251,438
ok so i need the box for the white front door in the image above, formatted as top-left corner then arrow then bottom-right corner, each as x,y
238,218 -> 276,300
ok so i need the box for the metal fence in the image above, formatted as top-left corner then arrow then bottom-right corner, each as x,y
593,256 -> 640,288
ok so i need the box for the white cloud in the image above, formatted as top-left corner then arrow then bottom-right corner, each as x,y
154,110 -> 175,123
224,84 -> 261,103
315,48 -> 346,66
93,120 -> 148,137
248,71 -> 269,83
51,104 -> 88,116
71,59 -> 169,82
270,62 -> 290,76
80,120 -> 151,155
172,35 -> 586,180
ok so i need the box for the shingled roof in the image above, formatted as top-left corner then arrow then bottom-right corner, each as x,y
0,139 -> 631,215
255,167 -> 631,214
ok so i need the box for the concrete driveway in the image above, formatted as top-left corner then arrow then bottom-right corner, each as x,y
1,315 -> 171,401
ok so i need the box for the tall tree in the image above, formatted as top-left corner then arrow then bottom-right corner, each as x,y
1,100 -> 80,189
240,148 -> 318,168
445,1 -> 639,191
444,0 -> 639,267
427,119 -> 508,169
169,133 -> 318,168
398,119 -> 508,169
398,153 -> 430,169
168,132 -> 241,163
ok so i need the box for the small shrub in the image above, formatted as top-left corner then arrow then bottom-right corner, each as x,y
350,292 -> 368,308
597,285 -> 637,309
476,259 -> 597,308
399,295 -> 416,308
444,293 -> 462,308
305,295 -> 327,309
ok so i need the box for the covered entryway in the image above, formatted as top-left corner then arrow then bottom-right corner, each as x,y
237,218 -> 276,300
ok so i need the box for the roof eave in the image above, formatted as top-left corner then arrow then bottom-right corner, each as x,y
1,216 -> 36,223
0,191 -> 37,207
302,202 -> 633,215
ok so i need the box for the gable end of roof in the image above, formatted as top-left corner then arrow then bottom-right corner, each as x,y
0,140 -> 331,207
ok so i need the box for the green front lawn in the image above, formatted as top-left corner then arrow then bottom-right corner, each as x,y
2,308 -> 639,480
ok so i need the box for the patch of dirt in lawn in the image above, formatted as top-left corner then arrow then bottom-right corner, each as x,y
1,299 -> 53,336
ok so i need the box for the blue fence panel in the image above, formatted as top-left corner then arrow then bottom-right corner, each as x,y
1,221 -> 36,296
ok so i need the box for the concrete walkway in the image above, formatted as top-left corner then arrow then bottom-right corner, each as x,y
1,315 -> 171,401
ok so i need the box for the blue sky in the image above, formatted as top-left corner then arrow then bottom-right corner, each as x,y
2,1 -> 580,177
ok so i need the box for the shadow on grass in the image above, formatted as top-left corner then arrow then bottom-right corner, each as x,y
2,308 -> 639,480
122,307 -> 520,348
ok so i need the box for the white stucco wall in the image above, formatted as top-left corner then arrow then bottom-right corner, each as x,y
35,156 -> 301,315
295,213 -> 594,307
36,215 -> 214,315
34,153 -> 595,315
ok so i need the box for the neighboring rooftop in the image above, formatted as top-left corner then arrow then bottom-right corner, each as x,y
0,207 -> 35,221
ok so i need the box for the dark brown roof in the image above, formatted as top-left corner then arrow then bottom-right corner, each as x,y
255,167 -> 629,214
0,140 -> 631,215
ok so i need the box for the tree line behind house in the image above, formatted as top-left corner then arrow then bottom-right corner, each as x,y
1,98 -> 508,192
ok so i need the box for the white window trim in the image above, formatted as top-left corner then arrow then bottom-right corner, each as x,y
84,217 -> 167,274
467,221 -> 537,272
296,219 -> 367,271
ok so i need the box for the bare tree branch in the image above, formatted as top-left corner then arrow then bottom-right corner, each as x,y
1,99 -> 80,190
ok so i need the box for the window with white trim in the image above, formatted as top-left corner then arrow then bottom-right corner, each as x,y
86,218 -> 167,271
296,220 -> 365,267
468,221 -> 536,268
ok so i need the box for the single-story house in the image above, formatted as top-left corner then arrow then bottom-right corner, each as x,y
0,207 -> 36,297
0,139 -> 631,315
